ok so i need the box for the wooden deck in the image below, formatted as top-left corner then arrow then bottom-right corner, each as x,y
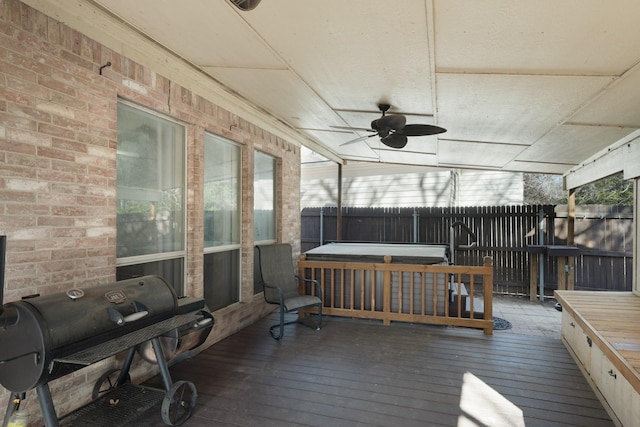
135,312 -> 614,427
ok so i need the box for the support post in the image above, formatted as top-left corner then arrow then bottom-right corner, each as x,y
557,256 -> 567,290
567,189 -> 576,290
482,256 -> 493,336
538,209 -> 545,302
529,254 -> 538,301
337,163 -> 342,241
319,208 -> 323,245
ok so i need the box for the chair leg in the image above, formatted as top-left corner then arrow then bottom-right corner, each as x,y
269,305 -> 323,340
269,305 -> 285,340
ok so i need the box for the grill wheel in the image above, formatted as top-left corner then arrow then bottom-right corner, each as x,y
161,380 -> 197,426
91,368 -> 132,400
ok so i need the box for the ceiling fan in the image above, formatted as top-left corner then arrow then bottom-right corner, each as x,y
337,104 -> 446,149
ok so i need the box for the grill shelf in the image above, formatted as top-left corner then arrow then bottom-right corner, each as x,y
55,314 -> 198,366
59,383 -> 164,427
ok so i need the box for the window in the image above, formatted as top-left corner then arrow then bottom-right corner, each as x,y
203,134 -> 241,310
116,101 -> 186,295
254,151 -> 276,244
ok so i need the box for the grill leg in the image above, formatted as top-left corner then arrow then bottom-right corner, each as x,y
151,337 -> 173,392
2,393 -> 17,427
118,346 -> 137,385
36,384 -> 59,427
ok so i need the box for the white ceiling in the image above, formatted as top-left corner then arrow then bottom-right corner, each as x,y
56,1 -> 640,174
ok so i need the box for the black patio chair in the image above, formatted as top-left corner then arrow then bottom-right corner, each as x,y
255,243 -> 322,340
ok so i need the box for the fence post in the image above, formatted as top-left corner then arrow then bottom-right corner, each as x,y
319,208 -> 324,245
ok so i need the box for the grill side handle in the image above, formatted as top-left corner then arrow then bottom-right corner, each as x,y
0,235 -> 5,315
0,235 -> 18,327
108,301 -> 149,326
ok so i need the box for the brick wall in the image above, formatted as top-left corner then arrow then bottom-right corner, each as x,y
0,0 -> 301,423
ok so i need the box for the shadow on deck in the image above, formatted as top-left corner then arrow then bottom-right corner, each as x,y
135,305 -> 613,427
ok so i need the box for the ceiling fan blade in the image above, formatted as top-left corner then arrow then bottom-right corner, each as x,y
372,114 -> 406,131
331,125 -> 375,132
340,133 -> 378,146
381,134 -> 408,149
401,124 -> 447,136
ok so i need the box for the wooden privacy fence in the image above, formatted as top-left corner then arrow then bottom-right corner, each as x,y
298,255 -> 494,335
301,205 -> 633,295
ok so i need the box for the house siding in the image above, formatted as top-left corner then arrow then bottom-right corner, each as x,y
301,163 -> 523,208
0,0 -> 299,422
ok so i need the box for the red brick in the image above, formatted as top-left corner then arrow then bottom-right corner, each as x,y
37,216 -> 75,227
76,195 -> 108,206
51,248 -> 86,260
51,137 -> 88,154
38,75 -> 76,97
60,48 -> 93,71
37,145 -> 75,161
0,110 -> 38,131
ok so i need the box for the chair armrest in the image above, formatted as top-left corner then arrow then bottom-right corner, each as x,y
262,282 -> 285,305
295,276 -> 322,299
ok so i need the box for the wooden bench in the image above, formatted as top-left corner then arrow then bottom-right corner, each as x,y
555,290 -> 640,427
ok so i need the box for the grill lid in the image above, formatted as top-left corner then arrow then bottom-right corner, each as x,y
0,275 -> 178,392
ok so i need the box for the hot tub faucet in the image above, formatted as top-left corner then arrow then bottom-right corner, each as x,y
449,222 -> 477,264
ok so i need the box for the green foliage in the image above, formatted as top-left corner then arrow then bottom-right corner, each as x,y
575,173 -> 633,205
524,172 -> 633,206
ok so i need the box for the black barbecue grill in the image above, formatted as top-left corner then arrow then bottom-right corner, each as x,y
0,236 -> 213,427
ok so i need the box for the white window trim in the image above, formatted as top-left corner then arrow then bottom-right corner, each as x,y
116,99 -> 188,294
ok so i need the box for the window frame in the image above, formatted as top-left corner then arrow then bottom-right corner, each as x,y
253,150 -> 277,245
203,133 -> 243,309
115,100 -> 188,294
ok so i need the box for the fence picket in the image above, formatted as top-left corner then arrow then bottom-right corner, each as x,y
301,205 -> 633,295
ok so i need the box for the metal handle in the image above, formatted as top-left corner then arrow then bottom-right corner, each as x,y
0,351 -> 40,365
451,221 -> 478,249
608,369 -> 617,379
569,322 -> 575,327
108,301 -> 149,326
195,317 -> 213,328
122,311 -> 149,323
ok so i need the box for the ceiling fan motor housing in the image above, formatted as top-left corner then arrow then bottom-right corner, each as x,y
372,115 -> 406,132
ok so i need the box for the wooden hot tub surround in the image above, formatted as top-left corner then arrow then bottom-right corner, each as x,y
298,255 -> 494,335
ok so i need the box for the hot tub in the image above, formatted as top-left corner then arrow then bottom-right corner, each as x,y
303,243 -> 449,315
303,242 -> 449,264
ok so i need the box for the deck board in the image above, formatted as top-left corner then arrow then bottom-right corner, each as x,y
134,313 -> 613,427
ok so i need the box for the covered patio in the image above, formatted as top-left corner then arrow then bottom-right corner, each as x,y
135,298 -> 613,427
1,2 -> 639,426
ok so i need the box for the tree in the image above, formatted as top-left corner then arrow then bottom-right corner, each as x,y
524,172 -> 633,205
574,173 -> 633,205
523,174 -> 566,205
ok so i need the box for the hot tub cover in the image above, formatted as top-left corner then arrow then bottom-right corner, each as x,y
303,243 -> 448,265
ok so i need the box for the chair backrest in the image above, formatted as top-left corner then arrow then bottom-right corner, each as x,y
255,243 -> 299,304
